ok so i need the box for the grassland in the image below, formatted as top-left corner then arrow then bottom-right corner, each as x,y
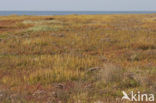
0,14 -> 156,103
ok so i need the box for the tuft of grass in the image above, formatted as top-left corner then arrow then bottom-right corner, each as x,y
28,68 -> 85,84
24,55 -> 100,84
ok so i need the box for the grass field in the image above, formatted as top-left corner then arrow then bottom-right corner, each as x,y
0,14 -> 156,103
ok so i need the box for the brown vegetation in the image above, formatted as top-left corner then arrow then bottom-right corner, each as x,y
0,14 -> 156,103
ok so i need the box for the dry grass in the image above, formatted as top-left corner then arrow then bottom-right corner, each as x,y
0,14 -> 156,103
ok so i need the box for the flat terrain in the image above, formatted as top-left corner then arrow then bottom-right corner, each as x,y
0,14 -> 156,103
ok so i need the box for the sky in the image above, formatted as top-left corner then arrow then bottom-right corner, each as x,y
0,0 -> 156,11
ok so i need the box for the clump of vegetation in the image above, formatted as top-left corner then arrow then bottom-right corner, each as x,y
28,25 -> 63,32
100,64 -> 124,83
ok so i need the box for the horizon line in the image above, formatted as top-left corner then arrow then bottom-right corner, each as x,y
0,10 -> 156,12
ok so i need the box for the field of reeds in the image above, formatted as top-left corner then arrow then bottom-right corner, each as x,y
0,14 -> 156,103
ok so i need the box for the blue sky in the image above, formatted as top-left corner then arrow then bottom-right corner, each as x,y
0,0 -> 156,11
